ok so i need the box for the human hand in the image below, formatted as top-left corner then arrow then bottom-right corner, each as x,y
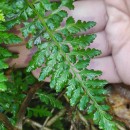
7,0 -> 130,85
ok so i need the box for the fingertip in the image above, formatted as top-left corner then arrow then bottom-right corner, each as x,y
32,68 -> 51,82
32,68 -> 41,79
88,57 -> 122,83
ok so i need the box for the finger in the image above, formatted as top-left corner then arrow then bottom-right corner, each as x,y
88,56 -> 122,83
7,31 -> 111,68
113,43 -> 130,85
89,31 -> 111,57
105,0 -> 129,15
66,0 -> 108,33
7,45 -> 37,68
32,56 -> 122,84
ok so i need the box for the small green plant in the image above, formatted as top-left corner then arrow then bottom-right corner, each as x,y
0,10 -> 5,22
0,0 -> 119,130
0,10 -> 22,92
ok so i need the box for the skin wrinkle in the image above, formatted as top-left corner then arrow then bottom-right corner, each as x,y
113,43 -> 130,84
104,0 -> 130,84
112,27 -> 130,55
124,0 -> 130,15
105,8 -> 130,51
103,1 -> 121,82
104,0 -> 129,15
125,0 -> 130,15
104,31 -> 111,56
111,57 -> 122,83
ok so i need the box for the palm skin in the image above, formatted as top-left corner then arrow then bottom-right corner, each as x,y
7,0 -> 130,85
104,0 -> 130,84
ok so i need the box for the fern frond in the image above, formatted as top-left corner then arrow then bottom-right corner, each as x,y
0,1 -> 24,93
0,47 -> 12,91
0,18 -> 21,91
37,91 -> 63,109
18,0 -> 118,129
27,105 -> 52,118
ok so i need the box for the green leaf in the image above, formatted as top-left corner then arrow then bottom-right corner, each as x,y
57,10 -> 68,18
101,105 -> 110,111
90,88 -> 108,96
46,18 -> 55,30
61,44 -> 70,53
99,118 -> 117,130
0,32 -> 22,44
37,92 -> 63,109
75,59 -> 90,70
25,74 -> 36,85
0,82 -> 7,91
50,63 -> 64,89
78,95 -> 89,110
21,10 -> 28,20
27,39 -> 33,49
70,88 -> 82,106
66,34 -> 96,48
35,20 -> 44,30
70,48 -> 101,58
34,2 -> 45,16
54,33 -> 63,42
69,55 -> 76,64
27,50 -> 45,72
87,105 -> 96,114
0,24 -> 7,31
62,17 -> 96,35
26,7 -> 34,17
39,66 -> 52,81
39,58 -> 57,81
80,69 -> 102,80
34,37 -> 41,45
49,10 -> 68,29
0,73 -> 7,82
0,60 -> 8,69
22,22 -> 36,37
15,1 -> 25,9
4,19 -> 20,30
66,16 -> 75,25
66,79 -> 77,98
94,96 -> 106,103
84,48 -> 101,58
94,111 -> 100,124
0,10 -> 5,22
43,32 -> 50,40
27,106 -> 52,118
0,47 -> 12,58
55,70 -> 70,92
61,0 -> 74,9
41,0 -> 52,11
85,79 -> 108,87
